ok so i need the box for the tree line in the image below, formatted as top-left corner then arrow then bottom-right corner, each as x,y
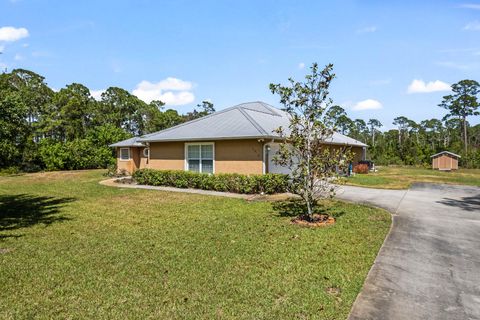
325,80 -> 480,168
1,68 -> 479,172
0,69 -> 214,172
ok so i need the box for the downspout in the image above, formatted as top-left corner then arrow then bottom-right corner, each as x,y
146,142 -> 150,167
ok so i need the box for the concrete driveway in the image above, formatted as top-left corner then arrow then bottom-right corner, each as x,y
336,183 -> 480,320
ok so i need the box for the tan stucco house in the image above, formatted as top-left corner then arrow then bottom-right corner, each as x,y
110,102 -> 367,175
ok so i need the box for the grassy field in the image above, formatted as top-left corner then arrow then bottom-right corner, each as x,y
345,166 -> 480,189
0,170 -> 390,319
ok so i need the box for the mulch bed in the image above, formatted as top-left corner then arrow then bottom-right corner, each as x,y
291,214 -> 335,227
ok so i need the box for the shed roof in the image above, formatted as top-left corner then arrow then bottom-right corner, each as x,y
430,151 -> 461,158
109,137 -> 145,147
137,102 -> 368,147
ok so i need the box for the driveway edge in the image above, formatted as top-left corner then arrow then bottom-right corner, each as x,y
347,203 -> 396,320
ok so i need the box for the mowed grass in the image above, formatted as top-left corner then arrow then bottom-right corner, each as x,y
0,170 -> 390,319
345,166 -> 480,189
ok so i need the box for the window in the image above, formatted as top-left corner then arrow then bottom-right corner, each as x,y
186,143 -> 214,173
119,148 -> 130,161
142,148 -> 149,158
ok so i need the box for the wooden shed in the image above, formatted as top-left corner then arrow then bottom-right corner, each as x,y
431,151 -> 461,171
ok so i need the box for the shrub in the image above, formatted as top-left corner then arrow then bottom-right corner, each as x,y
0,166 -> 20,175
353,164 -> 369,174
39,138 -> 115,171
132,169 -> 290,194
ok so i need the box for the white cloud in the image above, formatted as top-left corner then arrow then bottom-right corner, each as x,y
298,62 -> 305,69
0,26 -> 29,41
90,89 -> 105,101
132,77 -> 195,105
407,79 -> 451,93
459,3 -> 480,9
352,99 -> 383,111
356,26 -> 377,33
464,21 -> 480,31
14,53 -> 23,61
0,45 -> 4,52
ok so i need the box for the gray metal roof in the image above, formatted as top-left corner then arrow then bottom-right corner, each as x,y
430,151 -> 461,158
109,137 -> 145,147
136,101 -> 367,147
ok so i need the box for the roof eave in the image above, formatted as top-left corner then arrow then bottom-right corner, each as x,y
430,151 -> 461,158
109,143 -> 145,147
138,135 -> 367,147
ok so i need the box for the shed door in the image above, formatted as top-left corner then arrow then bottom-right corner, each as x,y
438,155 -> 452,170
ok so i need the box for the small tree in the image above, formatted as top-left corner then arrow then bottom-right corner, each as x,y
269,63 -> 352,219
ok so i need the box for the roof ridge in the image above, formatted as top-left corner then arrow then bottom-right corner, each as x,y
258,101 -> 281,116
139,102 -> 276,140
237,107 -> 268,135
138,105 -> 240,140
241,105 -> 282,117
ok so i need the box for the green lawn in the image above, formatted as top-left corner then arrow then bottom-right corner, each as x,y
345,166 -> 480,189
0,170 -> 390,319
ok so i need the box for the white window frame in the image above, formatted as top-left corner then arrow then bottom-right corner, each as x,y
184,142 -> 215,173
119,148 -> 130,161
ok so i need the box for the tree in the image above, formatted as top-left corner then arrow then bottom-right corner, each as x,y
0,90 -> 28,167
183,100 -> 215,121
7,69 -> 53,128
367,119 -> 382,147
269,63 -> 351,219
439,80 -> 480,153
352,119 -> 368,141
51,83 -> 96,140
99,87 -> 150,135
393,116 -> 411,144
420,118 -> 443,150
324,105 -> 346,128
336,115 -> 354,135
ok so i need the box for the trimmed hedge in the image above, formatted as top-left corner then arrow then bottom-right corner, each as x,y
132,169 -> 290,194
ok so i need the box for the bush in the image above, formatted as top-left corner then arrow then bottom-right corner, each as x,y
0,166 -> 20,175
39,138 -> 115,171
132,169 -> 290,194
353,164 -> 369,174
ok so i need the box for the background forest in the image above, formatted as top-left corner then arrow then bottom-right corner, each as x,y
1,68 -> 479,172
0,69 -> 214,172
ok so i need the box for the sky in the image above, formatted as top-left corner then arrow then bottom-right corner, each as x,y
1,0 -> 480,129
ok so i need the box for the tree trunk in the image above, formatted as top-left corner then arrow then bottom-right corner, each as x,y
463,116 -> 468,153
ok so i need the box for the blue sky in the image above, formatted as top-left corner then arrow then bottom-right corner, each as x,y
1,0 -> 480,128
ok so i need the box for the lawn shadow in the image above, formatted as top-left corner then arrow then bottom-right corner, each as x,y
272,199 -> 346,218
0,194 -> 75,235
437,194 -> 480,212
